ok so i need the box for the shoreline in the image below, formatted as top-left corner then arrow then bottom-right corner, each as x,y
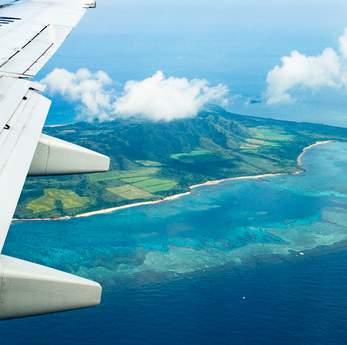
296,140 -> 332,167
14,140 -> 334,223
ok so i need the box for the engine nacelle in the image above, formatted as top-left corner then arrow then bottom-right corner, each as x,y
29,134 -> 110,176
0,255 -> 101,320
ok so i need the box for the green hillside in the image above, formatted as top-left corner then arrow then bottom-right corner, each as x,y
15,106 -> 347,219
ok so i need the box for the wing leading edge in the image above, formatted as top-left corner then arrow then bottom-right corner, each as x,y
0,0 -> 110,320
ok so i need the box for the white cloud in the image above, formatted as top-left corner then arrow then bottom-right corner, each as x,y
41,70 -> 228,122
41,68 -> 114,121
114,71 -> 228,121
266,28 -> 347,104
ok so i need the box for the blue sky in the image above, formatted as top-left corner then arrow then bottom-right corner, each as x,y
41,0 -> 347,126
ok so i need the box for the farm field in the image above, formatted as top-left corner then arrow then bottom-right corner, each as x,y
26,189 -> 90,214
171,150 -> 213,161
107,185 -> 154,201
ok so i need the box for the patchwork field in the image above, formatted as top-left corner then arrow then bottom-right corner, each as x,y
107,185 -> 154,201
241,127 -> 294,151
26,189 -> 89,214
97,167 -> 178,200
88,168 -> 160,183
132,178 -> 177,193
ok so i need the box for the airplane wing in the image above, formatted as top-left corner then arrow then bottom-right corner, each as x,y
0,0 -> 110,320
0,0 -> 88,78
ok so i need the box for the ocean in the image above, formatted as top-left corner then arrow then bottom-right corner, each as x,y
1,141 -> 347,344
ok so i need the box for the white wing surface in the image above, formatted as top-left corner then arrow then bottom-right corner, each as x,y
0,0 -> 87,77
0,0 -> 110,320
0,78 -> 50,252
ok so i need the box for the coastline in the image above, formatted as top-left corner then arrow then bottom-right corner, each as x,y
296,140 -> 332,167
14,140 -> 334,222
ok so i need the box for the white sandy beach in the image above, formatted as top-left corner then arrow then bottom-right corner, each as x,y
15,140 -> 334,222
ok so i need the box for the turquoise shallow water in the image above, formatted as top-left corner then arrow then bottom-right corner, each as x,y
2,142 -> 347,344
4,141 -> 347,284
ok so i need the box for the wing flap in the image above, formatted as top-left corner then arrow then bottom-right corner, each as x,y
0,76 -> 30,130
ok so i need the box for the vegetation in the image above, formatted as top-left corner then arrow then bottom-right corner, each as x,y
107,185 -> 154,201
26,189 -> 89,214
171,150 -> 213,160
15,106 -> 347,219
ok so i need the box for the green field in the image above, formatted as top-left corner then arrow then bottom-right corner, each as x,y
135,160 -> 162,167
171,149 -> 213,161
241,127 -> 294,151
252,127 -> 294,142
107,185 -> 154,200
88,168 -> 160,183
132,178 -> 177,193
26,189 -> 89,214
96,167 -> 178,199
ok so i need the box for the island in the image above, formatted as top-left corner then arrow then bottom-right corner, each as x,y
15,106 -> 347,219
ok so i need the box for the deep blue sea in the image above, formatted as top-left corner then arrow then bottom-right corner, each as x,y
2,142 -> 347,344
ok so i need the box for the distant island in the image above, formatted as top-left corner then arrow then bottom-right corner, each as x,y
15,106 -> 347,219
